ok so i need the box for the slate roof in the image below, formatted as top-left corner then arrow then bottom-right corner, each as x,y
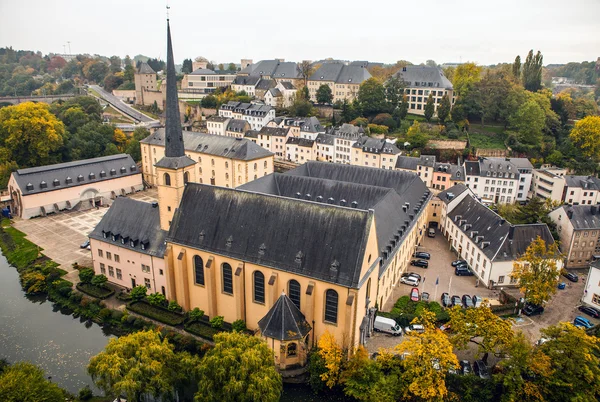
226,119 -> 248,133
239,60 -> 301,79
475,157 -> 521,180
561,205 -> 600,229
137,62 -> 155,74
232,76 -> 261,86
333,123 -> 364,139
464,160 -> 481,176
245,130 -> 259,139
279,81 -> 296,90
268,88 -> 282,97
220,101 -> 274,116
506,158 -> 533,171
256,79 -> 277,91
393,66 -> 453,89
352,137 -> 400,155
448,194 -> 554,261
89,198 -> 167,258
258,292 -> 312,341
13,154 -> 139,195
438,184 -> 469,204
309,63 -> 371,84
190,68 -> 216,75
258,126 -> 289,137
168,184 -> 373,288
287,137 -> 315,148
395,155 -> 436,170
207,115 -> 228,123
434,162 -> 465,181
141,128 -> 273,161
564,175 -> 600,190
283,116 -> 324,133
316,133 -> 335,146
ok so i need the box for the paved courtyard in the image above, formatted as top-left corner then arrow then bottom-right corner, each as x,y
12,189 -> 157,282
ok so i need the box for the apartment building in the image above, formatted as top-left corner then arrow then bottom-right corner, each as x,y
181,68 -> 236,93
332,123 -> 365,164
140,129 -> 274,188
218,101 -> 276,130
206,115 -> 229,136
272,116 -> 325,140
352,137 -> 400,170
530,167 -> 568,201
315,133 -> 335,162
395,155 -> 437,187
583,260 -> 600,309
308,63 -> 371,103
464,157 -> 533,204
432,162 -> 465,192
225,119 -> 250,138
440,186 -> 558,287
393,66 -> 455,116
245,126 -> 292,159
564,175 -> 600,205
550,205 -> 600,268
286,137 -> 316,163
264,82 -> 297,108
237,60 -> 303,87
231,76 -> 261,97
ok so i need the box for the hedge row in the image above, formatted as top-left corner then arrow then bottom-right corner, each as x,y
127,300 -> 185,326
76,282 -> 115,299
184,321 -> 221,341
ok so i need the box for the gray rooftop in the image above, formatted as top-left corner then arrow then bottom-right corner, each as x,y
332,123 -> 365,139
564,175 -> 600,191
207,115 -> 228,123
434,162 -> 465,181
141,128 -> 273,161
393,65 -> 453,89
353,137 -> 400,155
13,154 -> 139,195
286,137 -> 315,148
239,60 -> 302,79
258,292 -> 312,341
89,197 -> 167,258
395,155 -> 436,170
309,63 -> 371,84
232,76 -> 261,86
258,126 -> 289,137
561,205 -> 600,229
137,62 -> 155,74
226,119 -> 249,133
476,157 -> 521,180
316,133 -> 335,146
268,88 -> 282,97
256,79 -> 277,91
279,81 -> 296,90
438,183 -> 469,204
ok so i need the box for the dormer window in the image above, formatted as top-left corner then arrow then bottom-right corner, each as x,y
130,165 -> 137,172
89,172 -> 95,180
102,231 -> 109,239
40,181 -> 47,189
110,169 -> 116,176
66,177 -> 72,184
77,174 -> 84,182
112,234 -> 119,242
120,167 -> 126,174
53,179 -> 60,187
100,171 -> 106,178
26,183 -> 34,191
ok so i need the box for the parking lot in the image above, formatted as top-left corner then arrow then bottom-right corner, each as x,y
12,189 -> 157,282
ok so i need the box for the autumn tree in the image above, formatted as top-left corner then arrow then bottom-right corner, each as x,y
88,330 -> 199,402
512,55 -> 522,81
357,78 -> 386,116
298,60 -> 314,86
452,62 -> 482,97
316,84 -> 333,104
509,99 -> 545,146
512,236 -> 562,305
317,330 -> 345,388
0,102 -> 65,168
497,332 -> 552,402
0,362 -> 65,402
539,323 -> 600,401
522,50 -> 543,92
83,59 -> 109,83
395,311 -> 458,401
109,56 -> 121,73
341,346 -> 383,402
195,331 -> 282,402
448,305 -> 514,363
569,115 -> 600,161
424,93 -> 435,122
113,128 -> 127,152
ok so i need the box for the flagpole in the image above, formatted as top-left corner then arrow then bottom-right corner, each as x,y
434,276 -> 439,301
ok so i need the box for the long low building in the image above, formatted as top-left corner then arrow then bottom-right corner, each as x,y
7,154 -> 143,219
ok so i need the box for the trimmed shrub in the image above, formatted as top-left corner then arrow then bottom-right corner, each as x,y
78,268 -> 94,284
168,300 -> 182,312
232,319 -> 247,332
127,301 -> 185,326
78,385 -> 93,401
91,274 -> 108,288
98,308 -> 112,321
76,282 -> 114,299
130,285 -> 147,301
185,321 -> 221,341
368,123 -> 389,134
147,292 -> 167,307
210,315 -> 224,329
188,307 -> 204,322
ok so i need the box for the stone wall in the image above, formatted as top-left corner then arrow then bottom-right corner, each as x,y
427,139 -> 467,150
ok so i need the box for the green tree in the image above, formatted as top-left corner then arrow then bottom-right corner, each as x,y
357,78 -> 386,116
91,274 -> 108,288
385,76 -> 405,111
300,85 -> 310,101
512,55 -> 521,81
316,84 -> 333,104
522,50 -> 543,92
451,100 -> 468,129
182,58 -> 193,74
200,95 -> 217,109
103,74 -> 123,92
437,93 -> 451,123
0,102 -> 65,167
424,93 -> 435,122
395,95 -> 409,122
452,62 -> 482,97
130,285 -> 147,301
341,346 -> 383,402
0,362 -> 65,402
195,331 -> 282,402
88,330 -> 199,402
405,121 -> 429,149
539,323 -> 600,401
228,63 -> 237,72
123,56 -> 135,82
67,122 -> 116,160
0,160 -> 18,189
109,56 -> 121,74
79,268 -> 95,284
512,236 -> 562,305
83,60 -> 109,83
289,90 -> 313,117
509,99 -> 545,145
569,115 -> 600,161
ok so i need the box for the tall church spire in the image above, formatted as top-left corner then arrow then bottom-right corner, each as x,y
164,19 -> 185,158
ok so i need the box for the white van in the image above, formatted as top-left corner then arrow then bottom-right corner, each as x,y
374,316 -> 403,336
428,228 -> 436,238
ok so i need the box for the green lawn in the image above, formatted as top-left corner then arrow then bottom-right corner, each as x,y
468,123 -> 507,149
0,219 -> 41,270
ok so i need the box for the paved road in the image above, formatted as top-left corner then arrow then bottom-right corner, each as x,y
88,85 -> 157,123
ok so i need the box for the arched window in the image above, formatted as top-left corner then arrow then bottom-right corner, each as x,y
289,280 -> 301,309
225,161 -> 228,169
222,263 -> 233,294
183,172 -> 189,184
194,255 -> 204,286
164,173 -> 171,186
324,289 -> 338,324
199,167 -> 203,174
366,278 -> 371,307
254,163 -> 257,170
287,343 -> 297,357
253,271 -> 265,303
264,161 -> 268,169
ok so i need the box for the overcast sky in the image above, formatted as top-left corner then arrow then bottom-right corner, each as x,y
1,0 -> 598,66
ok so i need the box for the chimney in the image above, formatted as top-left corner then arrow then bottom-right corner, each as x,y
567,209 -> 573,219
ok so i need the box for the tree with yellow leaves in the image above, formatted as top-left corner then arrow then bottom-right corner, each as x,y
569,115 -> 600,161
113,128 -> 127,152
317,330 -> 345,388
448,305 -> 514,364
452,62 -> 482,97
395,317 -> 458,401
512,236 -> 562,306
341,346 -> 384,402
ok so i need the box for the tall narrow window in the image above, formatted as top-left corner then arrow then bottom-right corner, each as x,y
253,271 -> 265,303
194,255 -> 204,285
184,171 -> 189,184
324,289 -> 338,324
164,173 -> 171,186
222,263 -> 233,294
289,280 -> 301,309
366,278 -> 371,307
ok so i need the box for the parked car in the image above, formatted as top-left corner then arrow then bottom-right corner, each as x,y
441,293 -> 451,307
473,360 -> 490,379
373,316 -> 403,336
578,305 -> 600,319
404,324 -> 425,335
80,239 -> 90,249
427,228 -> 436,238
407,272 -> 422,281
472,295 -> 483,308
573,315 -> 594,329
414,252 -> 431,260
523,303 -> 545,316
451,260 -> 467,267
462,295 -> 474,308
563,272 -> 579,282
411,259 -> 429,268
455,266 -> 474,276
410,287 -> 420,302
459,360 -> 473,375
451,295 -> 462,307
421,292 -> 430,302
400,276 -> 420,286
